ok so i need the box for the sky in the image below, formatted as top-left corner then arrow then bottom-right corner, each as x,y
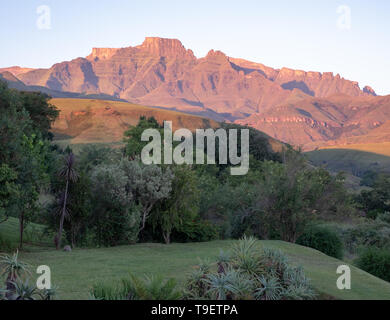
0,0 -> 389,95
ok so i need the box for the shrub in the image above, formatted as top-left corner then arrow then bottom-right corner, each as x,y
297,225 -> 343,259
341,219 -> 390,254
184,236 -> 316,300
91,274 -> 181,300
0,234 -> 16,252
356,247 -> 390,282
171,220 -> 219,243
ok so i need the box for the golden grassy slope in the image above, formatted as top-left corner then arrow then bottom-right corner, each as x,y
50,98 -> 219,144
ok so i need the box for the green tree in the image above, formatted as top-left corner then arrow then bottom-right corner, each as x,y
243,152 -> 353,242
90,163 -> 140,246
152,165 -> 200,244
120,159 -> 173,233
124,116 -> 163,159
0,164 -> 19,224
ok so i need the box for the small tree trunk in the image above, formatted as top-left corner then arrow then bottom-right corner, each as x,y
163,231 -> 171,245
57,177 -> 69,250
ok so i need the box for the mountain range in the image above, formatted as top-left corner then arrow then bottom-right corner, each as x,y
1,37 -> 389,150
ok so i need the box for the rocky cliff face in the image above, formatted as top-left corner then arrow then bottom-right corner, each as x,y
12,37 -> 387,149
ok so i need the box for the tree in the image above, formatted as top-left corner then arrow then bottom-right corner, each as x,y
152,165 -> 200,244
0,164 -> 19,224
120,159 -> 173,233
0,81 -> 59,248
19,91 -> 59,140
357,173 -> 390,218
90,163 -> 140,246
56,153 -> 78,250
242,152 -> 353,242
124,116 -> 163,159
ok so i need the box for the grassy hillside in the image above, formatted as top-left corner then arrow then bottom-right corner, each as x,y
306,147 -> 390,176
1,218 -> 389,300
320,142 -> 390,157
50,98 -> 219,145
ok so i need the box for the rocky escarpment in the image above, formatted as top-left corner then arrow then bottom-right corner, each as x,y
9,37 -> 386,149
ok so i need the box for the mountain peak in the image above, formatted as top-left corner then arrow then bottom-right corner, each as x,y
137,37 -> 195,59
87,48 -> 120,61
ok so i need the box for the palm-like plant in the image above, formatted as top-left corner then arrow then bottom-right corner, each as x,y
10,280 -> 38,300
0,251 -> 30,298
56,152 -> 78,250
254,276 -> 283,300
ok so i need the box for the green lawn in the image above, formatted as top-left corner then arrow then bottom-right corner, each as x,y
2,218 -> 390,300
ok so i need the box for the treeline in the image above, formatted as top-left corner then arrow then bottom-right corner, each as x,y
0,81 -> 355,250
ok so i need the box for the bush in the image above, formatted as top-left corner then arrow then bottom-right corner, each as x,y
0,233 -> 16,253
341,219 -> 390,254
91,274 -> 181,300
297,225 -> 343,259
184,237 -> 316,300
356,247 -> 390,282
171,220 -> 219,243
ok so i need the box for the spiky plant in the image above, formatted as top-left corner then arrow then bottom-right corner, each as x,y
254,276 -> 283,300
0,251 -> 30,298
217,250 -> 231,274
231,236 -> 263,276
39,286 -> 58,300
10,280 -> 38,300
204,272 -> 233,300
0,288 -> 8,300
185,237 -> 317,300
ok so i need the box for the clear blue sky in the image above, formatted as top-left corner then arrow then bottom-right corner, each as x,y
1,0 -> 389,95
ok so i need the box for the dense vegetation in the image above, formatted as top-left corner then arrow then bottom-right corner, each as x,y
1,79 -> 390,299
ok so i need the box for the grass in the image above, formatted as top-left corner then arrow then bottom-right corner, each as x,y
50,98 -> 219,145
2,218 -> 390,300
320,142 -> 390,157
306,148 -> 390,176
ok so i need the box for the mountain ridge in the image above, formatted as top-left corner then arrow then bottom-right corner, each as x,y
2,37 -> 389,150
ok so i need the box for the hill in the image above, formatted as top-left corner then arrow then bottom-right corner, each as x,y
2,218 -> 390,300
306,146 -> 390,177
50,98 -> 220,145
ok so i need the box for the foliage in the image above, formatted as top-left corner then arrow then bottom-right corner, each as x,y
124,116 -> 163,159
0,251 -> 57,300
171,220 -> 219,243
341,216 -> 390,254
297,225 -> 343,259
356,247 -> 390,282
55,152 -> 79,249
184,237 -> 316,300
151,165 -> 200,244
90,162 -> 141,246
357,173 -> 390,219
120,159 -> 173,233
235,152 -> 353,242
0,164 -> 19,224
0,81 -> 59,248
91,274 -> 181,300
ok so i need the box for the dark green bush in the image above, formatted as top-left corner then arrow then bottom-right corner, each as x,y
341,219 -> 390,254
0,234 -> 15,252
356,247 -> 390,282
171,220 -> 219,243
297,226 -> 343,259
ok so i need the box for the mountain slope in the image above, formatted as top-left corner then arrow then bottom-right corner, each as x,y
6,37 -> 389,150
50,98 -> 219,145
